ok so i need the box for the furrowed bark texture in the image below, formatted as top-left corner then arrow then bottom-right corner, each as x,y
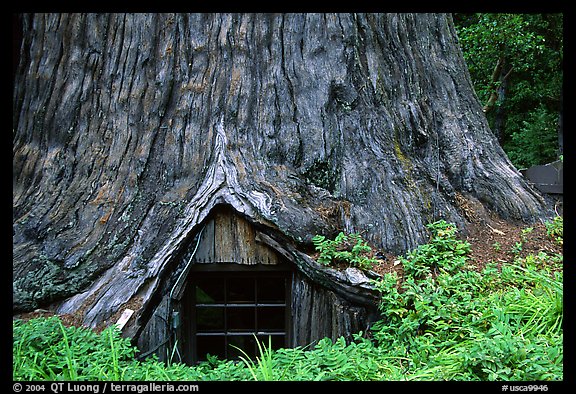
13,13 -> 547,326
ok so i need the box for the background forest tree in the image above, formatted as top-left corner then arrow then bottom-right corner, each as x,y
453,13 -> 563,169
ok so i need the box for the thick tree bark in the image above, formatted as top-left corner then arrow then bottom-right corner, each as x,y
13,13 -> 548,329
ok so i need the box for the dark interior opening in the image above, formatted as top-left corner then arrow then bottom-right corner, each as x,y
182,265 -> 292,364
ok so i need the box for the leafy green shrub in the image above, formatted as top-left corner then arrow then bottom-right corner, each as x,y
312,232 -> 377,270
12,316 -> 402,381
401,220 -> 470,278
506,105 -> 560,168
369,220 -> 563,381
13,220 -> 563,381
545,215 -> 563,245
271,335 -> 406,381
454,14 -> 562,169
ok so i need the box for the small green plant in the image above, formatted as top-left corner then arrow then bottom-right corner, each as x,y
520,226 -> 534,242
13,316 -> 137,381
231,335 -> 276,381
401,220 -> 470,278
545,216 -> 563,245
492,242 -> 501,252
312,232 -> 378,270
13,217 -> 563,382
370,219 -> 563,381
59,319 -> 79,380
510,226 -> 537,256
511,241 -> 523,256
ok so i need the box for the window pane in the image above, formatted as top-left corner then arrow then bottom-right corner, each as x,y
196,335 -> 226,361
227,307 -> 255,331
227,277 -> 255,303
256,334 -> 285,351
258,306 -> 285,331
257,277 -> 286,303
195,278 -> 224,304
189,270 -> 291,364
228,335 -> 256,360
196,306 -> 224,332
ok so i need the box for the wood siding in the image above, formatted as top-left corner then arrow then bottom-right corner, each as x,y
192,207 -> 280,265
137,206 -> 375,363
290,272 -> 372,346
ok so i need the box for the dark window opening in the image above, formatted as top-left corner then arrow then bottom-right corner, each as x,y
182,266 -> 292,364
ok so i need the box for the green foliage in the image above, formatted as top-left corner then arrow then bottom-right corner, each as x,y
455,14 -> 546,101
13,316 -> 137,380
312,232 -> 377,270
231,335 -> 276,381
370,220 -> 563,380
506,105 -> 560,168
454,13 -> 563,168
12,316 -> 253,381
12,316 -> 399,381
545,215 -> 563,245
400,220 -> 470,278
13,220 -> 563,381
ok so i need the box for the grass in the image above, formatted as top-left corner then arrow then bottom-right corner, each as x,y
368,220 -> 563,381
231,334 -> 277,381
13,219 -> 563,381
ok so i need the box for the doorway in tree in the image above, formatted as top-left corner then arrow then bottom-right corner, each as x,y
181,264 -> 292,364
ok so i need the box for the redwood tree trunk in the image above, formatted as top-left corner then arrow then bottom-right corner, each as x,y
13,13 -> 547,327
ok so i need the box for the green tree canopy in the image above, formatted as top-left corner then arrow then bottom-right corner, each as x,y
454,13 -> 563,168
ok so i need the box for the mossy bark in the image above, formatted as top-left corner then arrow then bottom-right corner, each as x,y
13,13 -> 548,329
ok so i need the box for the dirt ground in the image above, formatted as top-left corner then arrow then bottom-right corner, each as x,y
371,211 -> 563,278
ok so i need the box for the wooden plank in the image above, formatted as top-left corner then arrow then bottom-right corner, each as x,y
290,275 -> 312,346
190,207 -> 284,266
254,233 -> 278,265
236,214 -> 254,264
214,209 -> 234,262
331,299 -> 349,341
210,208 -> 281,265
115,308 -> 134,331
309,288 -> 324,344
137,297 -> 170,362
192,218 -> 215,263
255,232 -> 292,265
290,273 -> 372,347
213,210 -> 224,262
